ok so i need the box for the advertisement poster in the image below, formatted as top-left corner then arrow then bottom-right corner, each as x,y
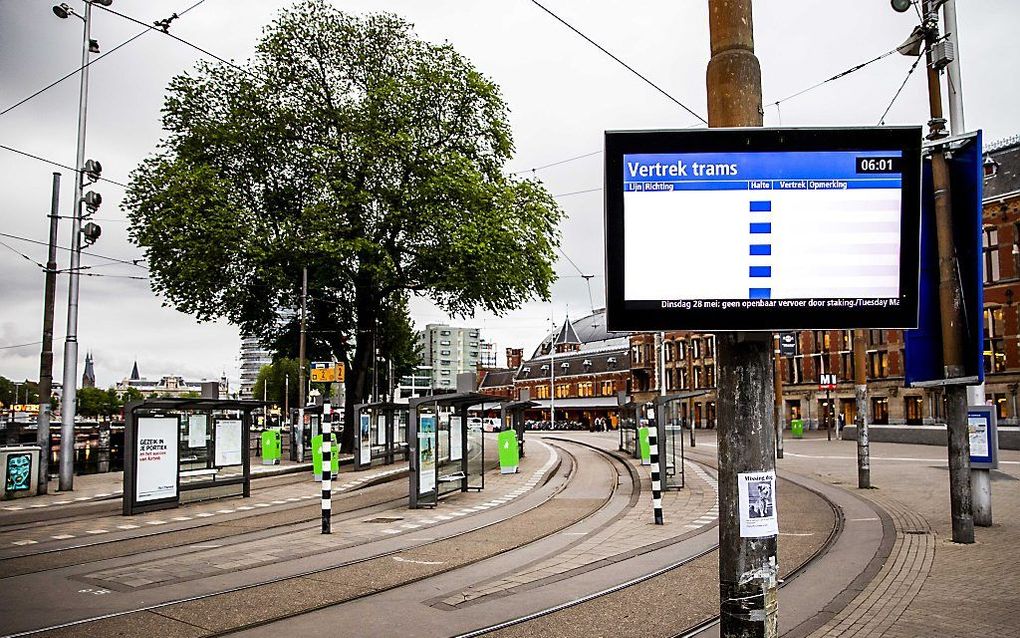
449,416 -> 463,461
968,414 -> 989,458
359,414 -> 372,466
376,415 -> 386,445
188,414 -> 207,448
214,419 -> 243,467
5,453 -> 32,492
136,417 -> 179,502
419,414 -> 436,495
738,471 -> 779,538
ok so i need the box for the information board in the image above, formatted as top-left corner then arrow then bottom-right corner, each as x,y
359,414 -> 372,466
188,414 -> 207,448
136,417 -> 179,503
605,127 -> 922,330
214,419 -> 243,466
418,414 -> 436,495
450,416 -> 463,462
967,406 -> 998,470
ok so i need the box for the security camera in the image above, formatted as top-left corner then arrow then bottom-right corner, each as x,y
81,222 -> 102,246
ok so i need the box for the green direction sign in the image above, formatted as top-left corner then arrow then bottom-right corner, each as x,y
638,426 -> 651,464
312,433 -> 339,476
498,429 -> 519,474
261,429 -> 281,465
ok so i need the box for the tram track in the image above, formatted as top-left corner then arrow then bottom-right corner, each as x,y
0,468 -> 410,577
2,438 -> 629,638
459,436 -> 844,638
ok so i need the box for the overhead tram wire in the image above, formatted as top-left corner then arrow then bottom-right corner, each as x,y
0,231 -> 147,269
877,52 -> 926,126
527,0 -> 707,125
0,144 -> 129,189
0,0 -> 213,118
513,150 -> 602,176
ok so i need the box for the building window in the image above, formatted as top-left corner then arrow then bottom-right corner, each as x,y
704,336 -> 715,358
599,380 -> 615,396
555,383 -> 570,398
693,366 -> 703,388
692,339 -> 701,359
440,340 -> 451,346
441,350 -> 450,355
440,330 -> 451,336
986,392 -> 1010,420
440,370 -> 450,376
868,329 -> 886,346
664,342 -> 673,362
678,367 -> 689,389
536,385 -> 550,399
984,306 -> 1007,373
470,351 -> 478,358
841,352 -> 855,380
705,364 -> 715,387
868,351 -> 889,378
578,382 -> 594,397
905,396 -> 923,425
677,341 -> 687,361
983,227 -> 1000,283
871,397 -> 889,424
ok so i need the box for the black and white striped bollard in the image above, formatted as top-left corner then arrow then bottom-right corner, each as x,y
321,401 -> 332,534
649,425 -> 663,525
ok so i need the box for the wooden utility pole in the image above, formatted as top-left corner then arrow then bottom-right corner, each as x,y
707,1 -> 778,636
922,0 -> 973,543
36,172 -> 61,495
853,329 -> 871,488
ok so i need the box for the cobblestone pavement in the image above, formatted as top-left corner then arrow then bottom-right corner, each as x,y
78,441 -> 559,590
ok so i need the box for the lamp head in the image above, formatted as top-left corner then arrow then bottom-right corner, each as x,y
81,221 -> 102,246
52,4 -> 71,18
890,0 -> 913,12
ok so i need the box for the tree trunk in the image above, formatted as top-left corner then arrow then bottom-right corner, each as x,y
342,277 -> 377,452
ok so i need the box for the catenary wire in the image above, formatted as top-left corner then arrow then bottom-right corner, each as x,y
528,0 -> 706,124
0,0 -> 212,118
877,53 -> 925,126
0,231 -> 146,269
0,144 -> 129,188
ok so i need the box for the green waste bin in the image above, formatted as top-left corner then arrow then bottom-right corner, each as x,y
638,426 -> 651,465
312,433 -> 339,476
261,429 -> 282,465
497,429 -> 519,474
791,418 -> 804,439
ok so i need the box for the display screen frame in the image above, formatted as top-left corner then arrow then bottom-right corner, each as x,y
604,126 -> 922,331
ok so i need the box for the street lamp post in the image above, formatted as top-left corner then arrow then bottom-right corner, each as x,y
54,0 -> 111,492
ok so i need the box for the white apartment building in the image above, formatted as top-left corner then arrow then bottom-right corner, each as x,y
418,324 -> 482,390
239,335 -> 272,399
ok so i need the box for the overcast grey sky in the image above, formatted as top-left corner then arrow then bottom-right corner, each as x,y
1,0 -> 1017,390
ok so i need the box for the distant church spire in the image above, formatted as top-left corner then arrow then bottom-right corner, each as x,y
82,351 -> 96,388
130,360 -> 140,381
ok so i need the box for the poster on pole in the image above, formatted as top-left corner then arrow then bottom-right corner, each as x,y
187,414 -> 207,448
418,414 -> 436,495
738,471 -> 779,538
449,416 -> 463,461
967,406 -> 998,470
214,419 -> 243,467
136,417 -> 179,503
359,414 -> 372,466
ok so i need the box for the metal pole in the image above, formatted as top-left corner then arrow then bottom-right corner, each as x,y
826,386 -> 831,441
36,172 -> 61,495
550,309 -> 555,429
59,1 -> 93,492
688,340 -> 696,448
923,0 -> 973,544
853,329 -> 871,488
320,401 -> 332,534
296,266 -> 307,462
942,0 -> 965,136
707,3 -> 778,636
773,335 -> 784,459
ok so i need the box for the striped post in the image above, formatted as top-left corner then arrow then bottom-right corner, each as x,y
649,425 -> 663,525
321,402 -> 332,534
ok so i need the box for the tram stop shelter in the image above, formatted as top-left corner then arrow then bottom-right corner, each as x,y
122,398 -> 264,515
652,390 -> 709,490
408,391 -> 503,508
500,394 -> 538,459
352,401 -> 410,470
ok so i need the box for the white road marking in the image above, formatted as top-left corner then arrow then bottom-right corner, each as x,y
117,524 -> 140,529
52,534 -> 75,540
85,529 -> 107,534
12,540 -> 38,545
393,556 -> 444,565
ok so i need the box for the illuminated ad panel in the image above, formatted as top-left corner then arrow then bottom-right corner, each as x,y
604,127 -> 921,331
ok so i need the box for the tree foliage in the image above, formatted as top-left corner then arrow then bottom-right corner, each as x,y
252,358 -> 300,408
124,1 -> 561,447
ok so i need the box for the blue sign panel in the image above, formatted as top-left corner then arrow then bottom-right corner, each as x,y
905,131 -> 984,385
5,453 -> 32,492
967,406 -> 998,470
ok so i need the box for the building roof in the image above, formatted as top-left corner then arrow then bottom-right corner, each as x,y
516,349 -> 629,381
82,352 -> 95,386
479,370 -> 516,389
985,135 -> 1020,201
531,308 -> 630,359
130,360 -> 140,381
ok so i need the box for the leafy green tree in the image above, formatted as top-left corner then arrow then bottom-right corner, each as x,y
76,386 -> 120,420
121,387 -> 145,404
0,377 -> 40,407
252,358 -> 300,408
124,1 -> 561,449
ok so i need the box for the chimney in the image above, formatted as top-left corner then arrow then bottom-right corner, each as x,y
506,347 -> 523,368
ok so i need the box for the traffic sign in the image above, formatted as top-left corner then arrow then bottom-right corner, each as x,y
818,374 -> 837,390
310,362 -> 345,383
779,333 -> 797,357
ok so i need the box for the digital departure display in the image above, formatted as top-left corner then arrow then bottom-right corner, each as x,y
604,127 -> 922,331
